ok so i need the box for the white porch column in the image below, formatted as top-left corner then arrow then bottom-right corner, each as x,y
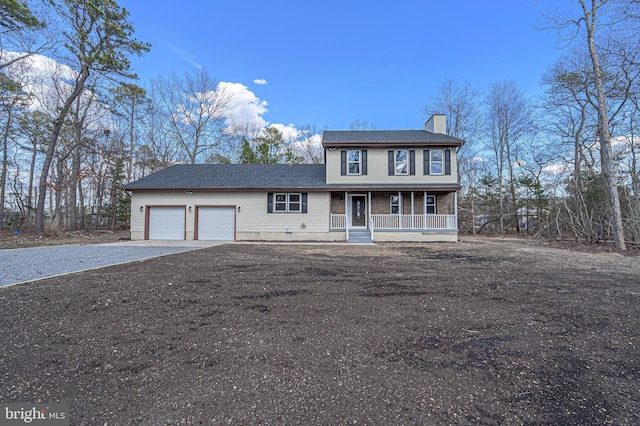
398,191 -> 402,229
368,191 -> 373,240
410,192 -> 415,215
345,191 -> 349,240
344,191 -> 349,215
423,191 -> 427,229
454,191 -> 458,231
411,192 -> 415,229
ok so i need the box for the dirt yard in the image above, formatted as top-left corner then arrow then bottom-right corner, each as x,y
1,238 -> 638,425
0,229 -> 129,250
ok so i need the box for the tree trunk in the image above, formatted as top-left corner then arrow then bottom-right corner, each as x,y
35,66 -> 90,233
78,174 -> 85,231
28,139 -> 36,223
69,146 -> 80,231
0,110 -> 11,230
582,0 -> 626,250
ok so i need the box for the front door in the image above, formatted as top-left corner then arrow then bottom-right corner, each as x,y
351,196 -> 366,227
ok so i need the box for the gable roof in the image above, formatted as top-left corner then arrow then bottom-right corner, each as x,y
124,164 -> 327,191
322,130 -> 464,147
124,163 -> 461,192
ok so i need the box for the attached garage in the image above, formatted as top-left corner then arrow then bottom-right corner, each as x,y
148,206 -> 185,240
196,206 -> 235,240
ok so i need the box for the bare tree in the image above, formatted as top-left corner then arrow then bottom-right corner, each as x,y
486,81 -> 533,233
422,79 -> 484,233
292,124 -> 324,164
0,60 -> 31,228
150,68 -> 230,164
110,82 -> 149,181
541,0 -> 632,248
349,119 -> 376,130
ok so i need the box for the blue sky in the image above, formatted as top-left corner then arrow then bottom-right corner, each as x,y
119,0 -> 562,131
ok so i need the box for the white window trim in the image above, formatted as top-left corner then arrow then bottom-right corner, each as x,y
288,193 -> 302,212
274,193 -> 288,212
274,192 -> 302,213
395,149 -> 408,175
347,149 -> 361,175
426,195 -> 436,214
430,149 -> 444,175
390,195 -> 400,215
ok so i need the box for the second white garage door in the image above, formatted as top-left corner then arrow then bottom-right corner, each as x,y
197,207 -> 235,240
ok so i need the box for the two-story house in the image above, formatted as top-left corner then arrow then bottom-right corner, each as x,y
124,114 -> 464,242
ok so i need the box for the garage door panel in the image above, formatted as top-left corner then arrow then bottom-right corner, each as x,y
198,207 -> 235,240
149,207 -> 185,240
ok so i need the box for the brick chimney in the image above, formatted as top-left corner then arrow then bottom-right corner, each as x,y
424,114 -> 446,135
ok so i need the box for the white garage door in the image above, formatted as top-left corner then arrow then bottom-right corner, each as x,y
197,207 -> 235,240
148,207 -> 185,240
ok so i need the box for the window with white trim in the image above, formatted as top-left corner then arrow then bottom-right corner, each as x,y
390,195 -> 400,214
347,150 -> 361,175
274,193 -> 301,212
426,195 -> 436,214
395,150 -> 408,175
288,193 -> 301,212
430,149 -> 443,175
274,193 -> 288,211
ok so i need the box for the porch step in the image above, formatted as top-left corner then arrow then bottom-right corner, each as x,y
347,229 -> 373,243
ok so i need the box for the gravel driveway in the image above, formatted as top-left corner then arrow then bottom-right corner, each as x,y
0,241 -> 225,287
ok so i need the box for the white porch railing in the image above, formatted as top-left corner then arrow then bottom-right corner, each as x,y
331,214 -> 457,230
330,214 -> 346,229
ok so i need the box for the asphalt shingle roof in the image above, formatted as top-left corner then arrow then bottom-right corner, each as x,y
322,130 -> 464,146
124,163 -> 461,191
124,164 -> 327,190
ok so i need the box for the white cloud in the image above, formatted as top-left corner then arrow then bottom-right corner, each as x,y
1,52 -> 112,130
253,78 -> 268,85
470,156 -> 488,163
218,82 -> 269,129
269,123 -> 301,142
543,163 -> 570,175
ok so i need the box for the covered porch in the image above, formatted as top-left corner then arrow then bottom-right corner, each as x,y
329,191 -> 458,242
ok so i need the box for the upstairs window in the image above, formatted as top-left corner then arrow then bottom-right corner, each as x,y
388,150 -> 415,175
424,148 -> 451,175
430,150 -> 443,175
341,149 -> 367,175
395,150 -> 408,175
347,150 -> 361,175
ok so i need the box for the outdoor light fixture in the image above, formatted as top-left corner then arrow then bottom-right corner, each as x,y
188,206 -> 192,212
186,191 -> 193,196
139,206 -> 144,212
237,206 -> 241,213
